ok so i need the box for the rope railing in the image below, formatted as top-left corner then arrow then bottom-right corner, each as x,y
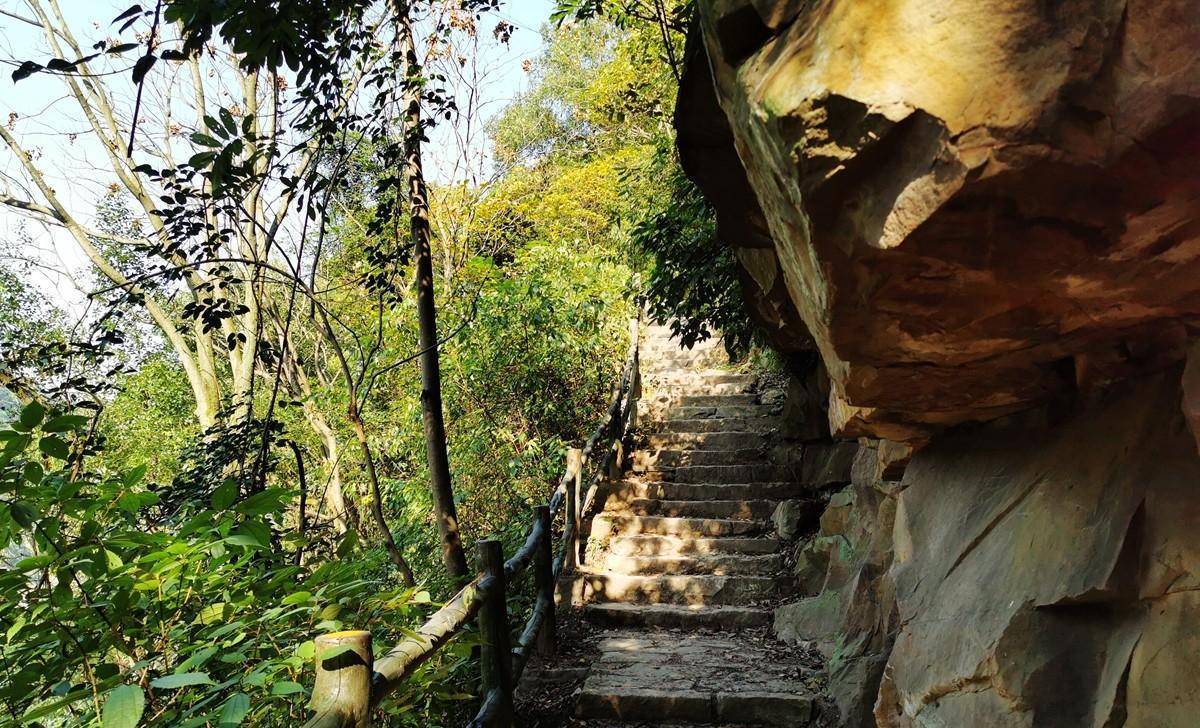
301,315 -> 642,728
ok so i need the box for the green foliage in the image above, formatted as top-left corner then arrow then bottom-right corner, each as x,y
0,405 -> 464,727
96,356 -> 198,483
629,145 -> 755,355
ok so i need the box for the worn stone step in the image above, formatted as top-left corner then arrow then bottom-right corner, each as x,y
583,603 -> 771,630
577,633 -> 817,726
656,418 -> 780,434
676,393 -> 759,407
643,342 -> 722,356
646,430 -> 770,450
647,381 -> 756,396
571,572 -> 783,606
591,514 -> 771,538
610,498 -> 777,521
644,370 -> 756,386
597,551 -> 784,576
662,464 -> 796,484
668,404 -> 780,420
607,535 -> 782,557
610,480 -> 808,502
643,356 -> 725,371
634,447 -> 765,468
578,686 -> 813,726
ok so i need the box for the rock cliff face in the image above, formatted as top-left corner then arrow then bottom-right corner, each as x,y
676,1 -> 1200,725
679,0 -> 1200,441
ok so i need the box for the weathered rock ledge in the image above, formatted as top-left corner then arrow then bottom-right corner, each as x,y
679,0 -> 1200,441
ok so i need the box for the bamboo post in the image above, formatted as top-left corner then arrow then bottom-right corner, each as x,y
566,447 -> 583,569
478,540 -> 514,725
309,630 -> 373,728
533,505 -> 556,656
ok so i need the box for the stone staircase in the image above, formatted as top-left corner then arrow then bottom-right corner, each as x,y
560,324 -> 822,726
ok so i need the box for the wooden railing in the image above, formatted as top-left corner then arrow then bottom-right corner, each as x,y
302,317 -> 642,728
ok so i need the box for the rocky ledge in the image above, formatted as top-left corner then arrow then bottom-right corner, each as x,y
678,0 -> 1200,441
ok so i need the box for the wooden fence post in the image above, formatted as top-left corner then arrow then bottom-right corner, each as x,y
533,505 -> 556,656
310,630 -> 373,728
478,539 -> 514,725
566,447 -> 583,569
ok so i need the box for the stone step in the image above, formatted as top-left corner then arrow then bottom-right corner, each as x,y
610,480 -> 808,502
646,430 -> 771,450
676,393 -> 759,407
577,633 -> 816,726
571,572 -> 783,606
633,447 -> 765,468
644,371 -> 755,386
607,535 -> 782,557
597,551 -> 784,576
633,446 -> 763,470
656,418 -> 781,434
647,381 -> 756,396
610,498 -> 777,521
668,404 -> 780,420
643,357 -> 725,372
591,514 -> 771,539
642,342 -> 722,356
583,603 -> 771,630
661,464 -> 797,484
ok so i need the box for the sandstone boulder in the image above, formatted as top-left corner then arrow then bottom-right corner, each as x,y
679,0 -> 1200,440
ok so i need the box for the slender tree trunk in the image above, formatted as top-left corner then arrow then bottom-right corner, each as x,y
396,1 -> 468,577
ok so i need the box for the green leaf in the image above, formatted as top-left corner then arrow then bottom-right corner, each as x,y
102,685 -> 145,728
105,549 -> 124,570
195,603 -> 227,625
239,519 -> 271,548
38,436 -> 70,460
211,478 -> 236,510
335,528 -> 358,558
177,645 -> 218,672
280,590 -> 312,606
270,681 -> 304,696
43,414 -> 88,433
190,132 -> 223,147
123,464 -> 147,487
225,534 -> 265,549
6,615 -> 26,641
10,501 -> 38,528
235,490 -> 283,516
14,554 -> 52,571
16,402 -> 45,431
219,107 -> 238,137
150,672 -> 213,689
188,151 -> 217,169
22,461 -> 43,484
218,692 -> 249,726
117,491 -> 157,513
